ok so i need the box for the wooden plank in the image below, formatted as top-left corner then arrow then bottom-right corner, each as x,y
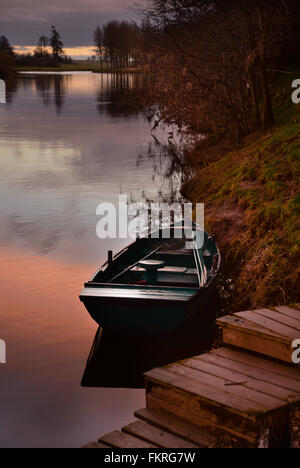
275,306 -> 300,322
222,326 -> 293,363
100,430 -> 158,448
235,311 -> 298,340
180,357 -> 299,401
134,408 -> 218,448
167,362 -> 285,409
201,351 -> 300,392
217,315 -> 289,342
146,391 -> 258,447
123,420 -> 198,448
214,348 -> 300,382
82,441 -> 111,448
147,382 -> 290,448
145,366 -> 280,419
290,408 -> 300,449
254,309 -> 300,331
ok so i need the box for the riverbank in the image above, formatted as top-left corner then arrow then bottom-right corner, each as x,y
14,64 -> 142,73
182,64 -> 300,313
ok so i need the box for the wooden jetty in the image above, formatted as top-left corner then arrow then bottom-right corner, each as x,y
83,305 -> 300,449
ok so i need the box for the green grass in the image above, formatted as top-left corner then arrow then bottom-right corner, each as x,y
183,64 -> 300,311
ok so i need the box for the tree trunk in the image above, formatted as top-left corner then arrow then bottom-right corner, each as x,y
249,70 -> 262,129
260,63 -> 275,129
255,4 -> 275,130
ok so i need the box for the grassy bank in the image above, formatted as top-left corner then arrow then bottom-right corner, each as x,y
14,63 -> 142,73
182,65 -> 300,313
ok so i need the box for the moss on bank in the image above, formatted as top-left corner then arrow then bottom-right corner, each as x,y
183,66 -> 300,312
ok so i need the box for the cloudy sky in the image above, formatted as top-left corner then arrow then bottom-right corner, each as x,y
0,0 -> 140,58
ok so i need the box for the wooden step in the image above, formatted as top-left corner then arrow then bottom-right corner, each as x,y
135,408 -> 217,447
134,408 -> 247,448
123,420 -> 198,448
144,348 -> 300,447
99,430 -> 159,448
82,441 -> 112,448
217,308 -> 300,363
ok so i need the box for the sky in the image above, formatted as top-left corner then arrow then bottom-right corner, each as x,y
0,0 -> 141,59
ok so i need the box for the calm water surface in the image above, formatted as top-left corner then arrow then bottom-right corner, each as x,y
0,72 -> 176,448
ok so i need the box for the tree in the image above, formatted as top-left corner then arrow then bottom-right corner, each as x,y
139,0 -> 296,139
50,26 -> 64,61
37,36 -> 49,55
0,36 -> 14,57
94,26 -> 104,71
0,51 -> 14,80
100,20 -> 140,70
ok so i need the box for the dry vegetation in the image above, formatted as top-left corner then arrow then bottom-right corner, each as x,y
137,1 -> 300,312
183,67 -> 300,312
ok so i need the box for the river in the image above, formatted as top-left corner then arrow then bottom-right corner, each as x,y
0,71 -> 177,448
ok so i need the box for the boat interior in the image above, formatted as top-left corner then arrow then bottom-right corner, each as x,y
91,232 -> 216,290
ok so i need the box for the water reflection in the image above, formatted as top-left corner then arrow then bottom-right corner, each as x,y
0,72 -> 178,264
0,72 -> 181,447
15,72 -> 142,118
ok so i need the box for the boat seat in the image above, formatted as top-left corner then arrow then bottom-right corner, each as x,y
139,260 -> 166,270
130,265 -> 199,287
138,260 -> 166,285
132,265 -> 188,274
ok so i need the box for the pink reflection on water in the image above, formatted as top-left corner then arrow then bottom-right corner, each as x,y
0,247 -> 144,448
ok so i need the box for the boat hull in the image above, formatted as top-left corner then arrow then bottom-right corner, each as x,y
80,279 -> 217,332
81,284 -> 220,388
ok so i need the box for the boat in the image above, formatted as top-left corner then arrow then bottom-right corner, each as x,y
80,223 -> 221,334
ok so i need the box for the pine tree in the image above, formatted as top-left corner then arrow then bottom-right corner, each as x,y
50,26 -> 64,61
0,36 -> 14,57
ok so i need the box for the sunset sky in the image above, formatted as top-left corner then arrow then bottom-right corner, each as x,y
0,0 -> 138,59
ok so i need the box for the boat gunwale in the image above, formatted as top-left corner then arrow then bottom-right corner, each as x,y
84,281 -> 200,293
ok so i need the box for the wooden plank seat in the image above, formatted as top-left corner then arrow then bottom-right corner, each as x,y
130,265 -> 199,286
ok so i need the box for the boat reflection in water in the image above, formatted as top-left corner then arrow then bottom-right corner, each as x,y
81,223 -> 221,388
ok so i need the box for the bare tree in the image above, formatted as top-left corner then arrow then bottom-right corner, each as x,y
94,26 -> 104,71
37,36 -> 49,55
139,0 -> 296,139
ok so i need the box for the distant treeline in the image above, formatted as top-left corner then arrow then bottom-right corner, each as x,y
93,21 -> 141,70
15,26 -> 73,66
138,0 -> 300,138
0,26 -> 72,73
0,36 -> 15,78
0,21 -> 141,74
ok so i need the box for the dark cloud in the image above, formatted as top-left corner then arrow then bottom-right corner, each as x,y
0,1 -> 138,47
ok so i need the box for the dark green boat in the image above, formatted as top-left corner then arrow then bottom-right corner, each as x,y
80,223 -> 221,333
